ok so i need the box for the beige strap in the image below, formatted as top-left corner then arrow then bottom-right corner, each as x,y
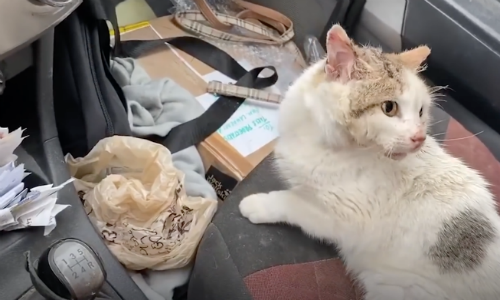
174,0 -> 294,45
173,10 -> 293,45
192,0 -> 232,30
207,81 -> 283,104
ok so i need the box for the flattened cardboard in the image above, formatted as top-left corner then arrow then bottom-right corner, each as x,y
120,16 -> 303,197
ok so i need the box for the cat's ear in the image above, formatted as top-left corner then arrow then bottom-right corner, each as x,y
395,46 -> 431,70
325,24 -> 356,82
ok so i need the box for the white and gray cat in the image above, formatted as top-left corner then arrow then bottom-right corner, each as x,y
239,24 -> 500,300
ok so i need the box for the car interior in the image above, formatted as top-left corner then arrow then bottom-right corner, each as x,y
0,0 -> 499,299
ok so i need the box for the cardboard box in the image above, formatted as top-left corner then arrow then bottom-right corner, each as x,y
121,17 -> 305,200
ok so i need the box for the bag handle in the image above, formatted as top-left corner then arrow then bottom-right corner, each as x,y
192,0 -> 232,30
173,0 -> 295,45
232,0 -> 292,29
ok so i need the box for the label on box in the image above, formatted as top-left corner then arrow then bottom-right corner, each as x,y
205,166 -> 238,201
197,59 -> 280,157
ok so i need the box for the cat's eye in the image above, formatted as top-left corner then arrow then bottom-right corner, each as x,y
381,101 -> 398,117
419,107 -> 423,117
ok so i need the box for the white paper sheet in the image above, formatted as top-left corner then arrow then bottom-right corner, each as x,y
0,164 -> 25,197
0,208 -> 15,228
43,204 -> 70,236
0,161 -> 15,175
0,127 -> 72,235
0,182 -> 24,209
198,60 -> 280,156
0,127 -> 25,166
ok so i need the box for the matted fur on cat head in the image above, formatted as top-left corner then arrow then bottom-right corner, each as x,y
296,25 -> 432,160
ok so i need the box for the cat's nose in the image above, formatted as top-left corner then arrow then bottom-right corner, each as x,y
410,134 -> 426,144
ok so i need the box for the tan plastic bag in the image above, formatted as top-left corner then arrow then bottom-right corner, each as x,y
66,136 -> 218,270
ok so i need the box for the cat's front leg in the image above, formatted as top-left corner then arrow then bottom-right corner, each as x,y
239,190 -> 336,241
364,286 -> 445,300
363,286 -> 405,300
361,272 -> 447,300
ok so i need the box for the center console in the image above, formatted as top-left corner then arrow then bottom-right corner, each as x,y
0,1 -> 147,299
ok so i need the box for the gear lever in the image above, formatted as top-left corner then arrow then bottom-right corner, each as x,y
25,238 -> 108,300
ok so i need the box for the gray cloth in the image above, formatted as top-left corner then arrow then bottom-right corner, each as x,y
110,57 -> 215,199
110,57 -> 216,300
129,266 -> 192,300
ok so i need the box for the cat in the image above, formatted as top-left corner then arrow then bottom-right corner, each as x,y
239,24 -> 500,300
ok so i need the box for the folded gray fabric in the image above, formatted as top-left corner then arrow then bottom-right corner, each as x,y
110,57 -> 215,199
110,57 -> 201,137
110,57 -> 216,300
129,266 -> 192,300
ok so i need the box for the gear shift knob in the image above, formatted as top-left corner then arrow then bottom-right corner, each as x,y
26,238 -> 106,300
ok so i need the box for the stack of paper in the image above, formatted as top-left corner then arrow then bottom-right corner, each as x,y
0,127 -> 72,236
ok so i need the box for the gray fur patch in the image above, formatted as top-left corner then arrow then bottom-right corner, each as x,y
429,208 -> 495,273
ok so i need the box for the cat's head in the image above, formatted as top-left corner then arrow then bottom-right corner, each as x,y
306,25 -> 432,160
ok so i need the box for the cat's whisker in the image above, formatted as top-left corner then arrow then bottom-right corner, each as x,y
429,119 -> 444,127
430,92 -> 447,99
434,131 -> 484,142
432,96 -> 447,102
431,132 -> 446,137
385,142 -> 397,157
432,102 -> 445,110
417,64 -> 428,73
429,85 -> 449,95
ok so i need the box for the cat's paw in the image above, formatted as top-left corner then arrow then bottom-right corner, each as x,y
239,193 -> 285,224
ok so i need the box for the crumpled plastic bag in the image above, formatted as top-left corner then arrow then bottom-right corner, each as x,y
65,136 -> 217,270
